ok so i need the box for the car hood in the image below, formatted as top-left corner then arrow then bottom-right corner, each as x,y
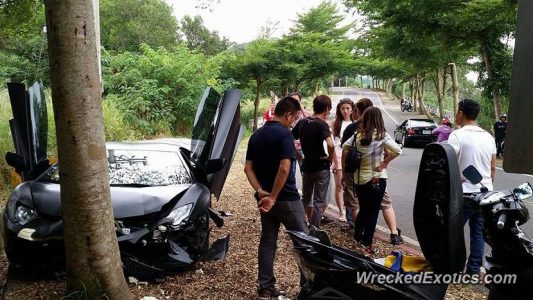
29,181 -> 191,218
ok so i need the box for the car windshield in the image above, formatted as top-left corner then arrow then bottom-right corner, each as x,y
48,148 -> 192,186
410,120 -> 436,127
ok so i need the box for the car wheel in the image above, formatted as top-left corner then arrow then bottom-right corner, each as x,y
402,135 -> 410,148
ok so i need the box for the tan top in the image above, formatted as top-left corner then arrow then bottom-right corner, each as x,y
342,131 -> 402,185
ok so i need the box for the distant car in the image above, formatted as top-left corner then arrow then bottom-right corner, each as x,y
3,82 -> 244,279
394,118 -> 437,147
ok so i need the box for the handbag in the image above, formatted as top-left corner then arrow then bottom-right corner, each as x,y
344,133 -> 362,173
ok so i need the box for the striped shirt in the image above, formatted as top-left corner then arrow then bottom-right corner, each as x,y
342,131 -> 402,185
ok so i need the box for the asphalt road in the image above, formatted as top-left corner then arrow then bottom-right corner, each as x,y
328,87 -> 533,250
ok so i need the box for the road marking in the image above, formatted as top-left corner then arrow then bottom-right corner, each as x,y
369,91 -> 399,125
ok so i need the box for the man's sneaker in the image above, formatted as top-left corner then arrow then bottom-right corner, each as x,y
257,286 -> 287,299
390,228 -> 404,245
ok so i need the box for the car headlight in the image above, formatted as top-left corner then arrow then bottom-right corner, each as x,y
167,204 -> 193,226
15,205 -> 39,225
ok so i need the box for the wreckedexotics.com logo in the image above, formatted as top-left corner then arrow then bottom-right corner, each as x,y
355,272 -> 517,285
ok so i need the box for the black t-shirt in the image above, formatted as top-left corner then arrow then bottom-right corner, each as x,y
246,121 -> 300,201
493,121 -> 507,140
292,117 -> 331,173
341,120 -> 361,146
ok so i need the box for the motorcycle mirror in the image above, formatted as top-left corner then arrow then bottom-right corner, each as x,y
462,165 -> 482,185
513,182 -> 533,200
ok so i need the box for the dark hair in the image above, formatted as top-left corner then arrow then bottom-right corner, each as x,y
288,92 -> 301,101
274,96 -> 301,116
312,95 -> 332,114
458,99 -> 480,120
357,107 -> 386,145
333,98 -> 354,137
355,98 -> 373,118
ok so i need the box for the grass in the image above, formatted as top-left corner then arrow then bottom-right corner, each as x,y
0,90 -> 14,203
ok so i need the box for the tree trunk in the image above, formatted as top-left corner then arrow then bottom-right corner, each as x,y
449,62 -> 459,117
410,78 -> 417,112
481,44 -> 504,119
44,1 -> 132,299
315,80 -> 320,96
402,82 -> 406,99
435,67 -> 445,119
253,77 -> 262,131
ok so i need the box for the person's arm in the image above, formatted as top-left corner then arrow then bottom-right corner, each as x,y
375,134 -> 402,171
447,131 -> 460,155
257,159 -> 291,213
244,161 -> 269,199
491,154 -> 496,182
325,135 -> 336,165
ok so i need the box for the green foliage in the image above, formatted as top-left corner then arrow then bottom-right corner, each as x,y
0,0 -> 48,86
180,15 -> 232,56
102,44 -> 226,136
99,0 -> 179,52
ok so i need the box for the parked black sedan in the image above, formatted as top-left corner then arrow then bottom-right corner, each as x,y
394,119 -> 437,148
3,82 -> 243,279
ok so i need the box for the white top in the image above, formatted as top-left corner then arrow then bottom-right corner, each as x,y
333,120 -> 353,147
447,125 -> 496,193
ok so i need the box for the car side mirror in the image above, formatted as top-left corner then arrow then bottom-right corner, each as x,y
5,152 -> 28,171
205,158 -> 226,174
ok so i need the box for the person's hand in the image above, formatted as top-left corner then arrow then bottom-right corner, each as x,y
258,196 -> 276,213
258,189 -> 270,199
374,161 -> 389,172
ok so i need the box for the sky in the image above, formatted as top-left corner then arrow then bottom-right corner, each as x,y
167,0 -> 353,44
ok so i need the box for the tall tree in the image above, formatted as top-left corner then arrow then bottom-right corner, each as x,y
345,0 -> 516,119
229,39 -> 278,130
180,15 -> 231,56
277,1 -> 353,91
44,0 -> 132,298
99,0 -> 179,52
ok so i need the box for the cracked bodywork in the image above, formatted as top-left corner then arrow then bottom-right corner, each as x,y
3,82 -> 242,279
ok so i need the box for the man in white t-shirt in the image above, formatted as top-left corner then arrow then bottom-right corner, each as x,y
447,99 -> 497,275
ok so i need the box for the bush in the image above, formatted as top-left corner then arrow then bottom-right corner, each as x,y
102,44 -> 229,137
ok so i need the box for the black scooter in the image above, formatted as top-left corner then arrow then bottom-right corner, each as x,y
401,98 -> 414,112
461,166 -> 533,299
288,143 -> 533,299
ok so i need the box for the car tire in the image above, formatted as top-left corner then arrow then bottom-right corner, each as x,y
401,135 -> 409,148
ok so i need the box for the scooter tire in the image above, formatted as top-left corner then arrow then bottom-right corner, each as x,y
407,106 -> 413,112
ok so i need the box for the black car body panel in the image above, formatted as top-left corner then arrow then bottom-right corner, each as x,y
3,82 -> 243,279
394,119 -> 437,147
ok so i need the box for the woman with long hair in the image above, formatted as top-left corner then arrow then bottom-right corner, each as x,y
342,107 -> 402,255
330,98 -> 355,222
